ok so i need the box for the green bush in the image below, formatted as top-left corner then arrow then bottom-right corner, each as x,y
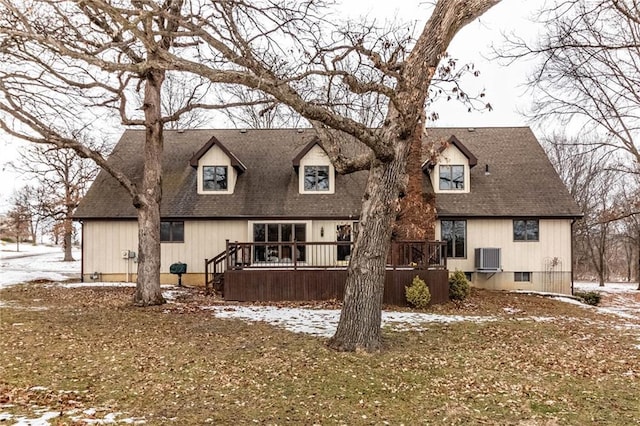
449,270 -> 471,301
406,275 -> 431,309
574,291 -> 601,306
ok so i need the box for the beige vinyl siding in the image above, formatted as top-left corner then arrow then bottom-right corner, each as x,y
432,144 -> 471,194
436,218 -> 573,294
82,220 -> 138,279
196,144 -> 238,194
311,220 -> 338,265
162,220 -> 247,272
82,220 -> 247,278
298,145 -> 335,194
471,271 -> 572,294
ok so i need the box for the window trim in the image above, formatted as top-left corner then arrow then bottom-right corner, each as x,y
514,271 -> 531,282
303,165 -> 330,192
202,165 -> 228,192
250,221 -> 309,263
441,219 -> 467,259
160,220 -> 184,243
513,219 -> 540,242
439,164 -> 465,191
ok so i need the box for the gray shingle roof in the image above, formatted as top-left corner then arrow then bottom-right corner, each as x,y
75,129 -> 366,220
74,127 -> 581,220
425,127 -> 582,218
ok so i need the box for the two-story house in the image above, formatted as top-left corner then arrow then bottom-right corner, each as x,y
424,128 -> 581,294
74,127 -> 581,298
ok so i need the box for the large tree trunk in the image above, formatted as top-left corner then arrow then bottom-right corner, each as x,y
328,129 -> 412,352
63,163 -> 74,261
133,67 -> 166,306
62,216 -> 74,261
393,113 -> 436,242
327,0 -> 501,351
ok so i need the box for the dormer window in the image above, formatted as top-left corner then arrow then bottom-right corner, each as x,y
439,165 -> 465,190
190,136 -> 246,195
203,166 -> 228,191
426,135 -> 476,195
304,165 -> 330,191
294,140 -> 335,194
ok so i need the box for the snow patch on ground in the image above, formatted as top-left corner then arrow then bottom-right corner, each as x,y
1,245 -> 81,288
0,387 -> 146,425
203,305 -> 496,337
0,410 -> 146,425
575,281 -> 639,293
550,296 -> 584,306
2,245 -> 639,349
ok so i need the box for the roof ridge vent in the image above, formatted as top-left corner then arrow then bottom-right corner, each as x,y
240,129 -> 248,133
176,128 -> 185,133
468,127 -> 475,132
297,128 -> 304,133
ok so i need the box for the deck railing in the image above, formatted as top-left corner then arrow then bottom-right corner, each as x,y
216,239 -> 447,271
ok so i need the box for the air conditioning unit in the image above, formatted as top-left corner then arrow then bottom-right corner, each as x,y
475,248 -> 501,272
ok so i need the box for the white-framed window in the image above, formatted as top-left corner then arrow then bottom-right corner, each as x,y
203,166 -> 228,191
439,165 -> 465,190
514,272 -> 531,282
252,222 -> 307,262
303,165 -> 330,191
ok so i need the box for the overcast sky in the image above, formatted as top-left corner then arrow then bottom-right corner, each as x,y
0,0 -> 541,214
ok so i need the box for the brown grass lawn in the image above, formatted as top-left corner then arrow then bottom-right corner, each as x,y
1,283 -> 639,425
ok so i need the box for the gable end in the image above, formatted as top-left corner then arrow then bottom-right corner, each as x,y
189,136 -> 247,173
422,134 -> 478,171
292,137 -> 322,171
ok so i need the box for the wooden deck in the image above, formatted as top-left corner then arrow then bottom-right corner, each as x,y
224,268 -> 449,306
207,240 -> 449,306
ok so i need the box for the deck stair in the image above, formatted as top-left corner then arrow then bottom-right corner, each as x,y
205,243 -> 239,294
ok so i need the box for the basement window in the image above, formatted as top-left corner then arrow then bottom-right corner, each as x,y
514,272 -> 531,282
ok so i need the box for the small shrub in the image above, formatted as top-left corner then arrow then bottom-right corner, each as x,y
574,291 -> 601,306
449,270 -> 471,301
406,275 -> 431,309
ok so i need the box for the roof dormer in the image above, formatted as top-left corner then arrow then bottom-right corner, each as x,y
190,136 -> 247,195
424,135 -> 477,194
292,140 -> 335,194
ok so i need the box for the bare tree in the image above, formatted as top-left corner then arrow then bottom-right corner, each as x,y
0,0 -> 200,305
152,0 -> 501,351
502,0 -> 640,172
8,185 -> 46,245
159,72 -> 214,130
215,85 -> 304,129
0,0 -> 500,349
6,189 -> 32,251
615,179 -> 640,289
543,133 -> 625,286
503,1 -> 640,287
12,144 -> 100,260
